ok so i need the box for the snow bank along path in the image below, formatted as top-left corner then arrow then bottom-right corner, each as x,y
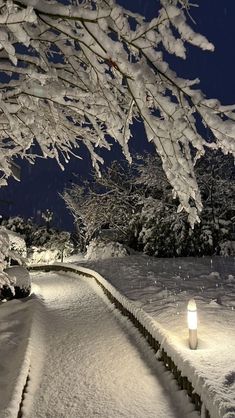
25,263 -> 214,418
18,266 -> 200,418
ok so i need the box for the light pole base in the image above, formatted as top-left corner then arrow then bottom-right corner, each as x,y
189,329 -> 198,350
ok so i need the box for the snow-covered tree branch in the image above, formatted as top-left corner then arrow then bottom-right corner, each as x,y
0,0 -> 235,224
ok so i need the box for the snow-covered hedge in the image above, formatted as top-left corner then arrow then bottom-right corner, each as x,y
85,239 -> 128,261
3,266 -> 31,299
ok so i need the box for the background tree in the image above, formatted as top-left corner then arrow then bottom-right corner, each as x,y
62,162 -> 140,251
131,152 -> 235,256
62,151 -> 234,257
195,152 -> 235,253
0,0 -> 234,225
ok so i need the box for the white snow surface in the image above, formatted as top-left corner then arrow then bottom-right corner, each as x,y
71,254 -> 235,418
0,254 -> 234,418
0,271 -> 198,418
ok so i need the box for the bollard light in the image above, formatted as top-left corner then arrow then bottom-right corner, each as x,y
187,299 -> 198,350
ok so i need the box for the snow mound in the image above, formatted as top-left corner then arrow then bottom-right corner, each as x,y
85,239 -> 128,261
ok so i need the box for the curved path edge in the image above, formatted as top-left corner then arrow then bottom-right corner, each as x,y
28,262 -> 215,418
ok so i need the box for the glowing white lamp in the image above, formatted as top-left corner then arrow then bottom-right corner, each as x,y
187,299 -> 198,350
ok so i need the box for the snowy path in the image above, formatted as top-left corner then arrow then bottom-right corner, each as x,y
25,271 -> 188,418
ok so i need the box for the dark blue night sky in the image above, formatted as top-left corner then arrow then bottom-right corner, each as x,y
0,1 -> 235,231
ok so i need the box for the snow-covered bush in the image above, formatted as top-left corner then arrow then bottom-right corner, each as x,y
0,225 -> 27,265
4,266 -> 31,299
131,204 -> 188,257
1,216 -> 35,247
0,228 -> 30,300
1,216 -> 75,264
85,239 -> 128,261
27,247 -> 61,265
0,229 -> 15,298
0,228 -> 9,272
7,230 -> 27,259
220,241 -> 235,257
27,230 -> 74,265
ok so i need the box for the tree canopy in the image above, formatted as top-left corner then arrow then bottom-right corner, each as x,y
0,0 -> 235,224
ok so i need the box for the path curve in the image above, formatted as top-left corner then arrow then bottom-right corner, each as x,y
23,271 -> 192,418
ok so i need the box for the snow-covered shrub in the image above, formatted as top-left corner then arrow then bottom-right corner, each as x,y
1,216 -> 75,265
7,229 -> 27,259
0,228 -> 9,271
1,216 -> 27,233
0,227 -> 27,266
0,229 -> 15,299
220,241 -> 235,257
27,247 -> 63,265
4,266 -> 31,299
1,216 -> 35,246
0,228 -> 30,300
27,230 -> 74,264
132,208 -> 233,258
85,239 -> 128,261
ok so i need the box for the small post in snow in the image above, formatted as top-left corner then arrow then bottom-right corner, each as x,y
187,299 -> 198,350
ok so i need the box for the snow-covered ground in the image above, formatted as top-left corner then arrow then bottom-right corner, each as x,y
0,271 -> 199,418
72,253 -> 235,417
0,253 -> 234,417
